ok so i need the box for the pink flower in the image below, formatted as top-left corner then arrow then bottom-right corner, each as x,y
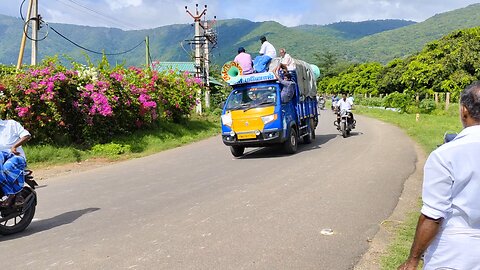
15,107 -> 29,117
110,72 -> 124,82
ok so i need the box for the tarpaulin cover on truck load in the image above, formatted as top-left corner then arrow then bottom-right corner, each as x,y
269,57 -> 319,98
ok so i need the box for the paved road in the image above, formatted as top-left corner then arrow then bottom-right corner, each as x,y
0,110 -> 417,270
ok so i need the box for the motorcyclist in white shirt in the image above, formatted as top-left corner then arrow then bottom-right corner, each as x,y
336,93 -> 355,128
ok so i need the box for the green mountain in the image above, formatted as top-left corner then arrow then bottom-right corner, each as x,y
0,3 -> 479,67
347,3 -> 480,63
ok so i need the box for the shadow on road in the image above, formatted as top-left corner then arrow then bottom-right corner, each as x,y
238,133 -> 338,159
0,207 -> 100,242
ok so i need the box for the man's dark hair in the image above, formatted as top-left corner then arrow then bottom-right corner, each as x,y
260,36 -> 267,42
461,81 -> 480,121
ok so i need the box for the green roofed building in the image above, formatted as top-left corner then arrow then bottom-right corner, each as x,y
153,62 -> 224,86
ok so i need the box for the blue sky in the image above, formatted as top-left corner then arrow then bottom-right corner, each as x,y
1,0 -> 479,30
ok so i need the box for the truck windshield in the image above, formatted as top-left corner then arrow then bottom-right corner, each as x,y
225,86 -> 277,111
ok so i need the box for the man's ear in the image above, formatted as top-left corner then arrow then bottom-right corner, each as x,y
461,105 -> 470,121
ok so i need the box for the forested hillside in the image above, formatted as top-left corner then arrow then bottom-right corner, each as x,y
0,3 -> 479,67
346,3 -> 480,63
319,26 -> 480,110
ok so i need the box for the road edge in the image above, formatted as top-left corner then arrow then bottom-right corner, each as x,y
354,139 -> 426,269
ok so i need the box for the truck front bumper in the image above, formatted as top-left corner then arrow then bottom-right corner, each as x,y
222,129 -> 285,147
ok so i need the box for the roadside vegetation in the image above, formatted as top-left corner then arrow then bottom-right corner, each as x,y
0,57 -> 222,168
24,115 -> 220,168
318,26 -> 479,269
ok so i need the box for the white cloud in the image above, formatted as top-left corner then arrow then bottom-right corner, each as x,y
108,0 -> 143,10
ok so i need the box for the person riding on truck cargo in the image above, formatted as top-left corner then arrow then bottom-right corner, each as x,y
253,36 -> 277,73
233,47 -> 254,75
274,66 -> 295,103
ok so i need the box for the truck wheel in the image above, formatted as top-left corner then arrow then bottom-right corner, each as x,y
230,146 -> 245,157
303,119 -> 315,144
283,128 -> 298,154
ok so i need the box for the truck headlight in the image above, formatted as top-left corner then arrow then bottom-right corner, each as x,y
261,114 -> 277,125
221,112 -> 233,127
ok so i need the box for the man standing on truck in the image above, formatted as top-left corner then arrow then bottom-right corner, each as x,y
274,67 -> 295,103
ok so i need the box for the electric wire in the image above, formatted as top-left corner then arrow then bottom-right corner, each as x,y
49,26 -> 145,55
54,0 -> 141,30
20,0 -> 144,56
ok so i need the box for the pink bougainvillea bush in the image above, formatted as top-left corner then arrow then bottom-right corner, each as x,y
0,58 -> 201,144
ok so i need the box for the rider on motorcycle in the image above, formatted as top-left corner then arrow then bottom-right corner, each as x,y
336,93 -> 355,128
0,119 -> 31,208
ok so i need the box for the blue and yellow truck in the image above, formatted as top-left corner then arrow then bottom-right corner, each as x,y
220,59 -> 320,157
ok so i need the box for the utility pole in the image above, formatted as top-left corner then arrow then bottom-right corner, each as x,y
185,4 -> 207,114
31,0 -> 38,65
185,4 -> 217,113
17,0 -> 34,69
201,16 -> 217,109
145,36 -> 150,68
203,19 -> 210,109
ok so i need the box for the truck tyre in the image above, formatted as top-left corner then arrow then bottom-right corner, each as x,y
283,128 -> 298,154
230,146 -> 245,157
303,119 -> 315,144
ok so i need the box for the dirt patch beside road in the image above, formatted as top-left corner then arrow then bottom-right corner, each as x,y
31,158 -> 115,181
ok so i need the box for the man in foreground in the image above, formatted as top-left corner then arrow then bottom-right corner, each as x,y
0,119 -> 31,207
398,81 -> 480,269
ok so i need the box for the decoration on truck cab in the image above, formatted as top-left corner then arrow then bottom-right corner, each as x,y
222,61 -> 243,82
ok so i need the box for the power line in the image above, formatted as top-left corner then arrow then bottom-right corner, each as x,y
51,0 -> 142,30
50,26 -> 145,56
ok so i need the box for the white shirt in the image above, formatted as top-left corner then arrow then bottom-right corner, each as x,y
280,53 -> 295,70
259,41 -> 277,58
421,125 -> 480,269
337,98 -> 352,111
0,119 -> 31,158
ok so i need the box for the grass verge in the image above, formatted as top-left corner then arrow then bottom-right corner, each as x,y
24,115 -> 220,169
355,106 -> 462,269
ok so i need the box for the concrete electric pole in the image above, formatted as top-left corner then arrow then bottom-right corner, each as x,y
16,0 -> 39,69
185,4 -> 207,114
185,4 -> 217,113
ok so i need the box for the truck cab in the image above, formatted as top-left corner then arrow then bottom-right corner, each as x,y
221,69 -> 318,157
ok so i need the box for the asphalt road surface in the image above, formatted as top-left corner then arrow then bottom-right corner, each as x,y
0,110 -> 417,270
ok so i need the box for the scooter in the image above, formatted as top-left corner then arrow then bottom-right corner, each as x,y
0,170 -> 38,235
334,109 -> 356,138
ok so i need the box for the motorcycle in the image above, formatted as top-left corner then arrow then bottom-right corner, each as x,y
0,170 -> 38,235
318,97 -> 326,110
334,109 -> 356,138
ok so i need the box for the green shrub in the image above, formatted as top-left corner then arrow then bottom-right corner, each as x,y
418,99 -> 436,114
91,143 -> 131,156
356,96 -> 384,107
383,92 -> 412,112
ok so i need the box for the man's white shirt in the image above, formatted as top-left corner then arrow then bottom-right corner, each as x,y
259,41 -> 277,58
337,98 -> 353,111
421,125 -> 480,269
0,120 -> 30,158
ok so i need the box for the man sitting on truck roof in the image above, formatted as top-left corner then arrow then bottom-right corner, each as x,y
253,36 -> 277,73
279,48 -> 295,71
233,47 -> 254,75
